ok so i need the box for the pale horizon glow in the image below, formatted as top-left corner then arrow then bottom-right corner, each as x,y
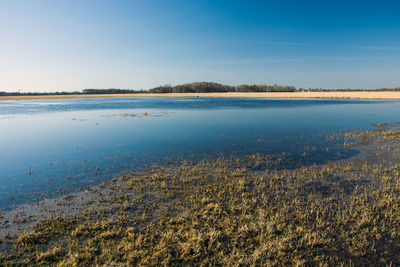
1,0 -> 400,92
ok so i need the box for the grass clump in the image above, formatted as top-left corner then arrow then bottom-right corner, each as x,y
1,129 -> 400,266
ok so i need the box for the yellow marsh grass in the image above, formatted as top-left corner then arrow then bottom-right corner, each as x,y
1,129 -> 400,265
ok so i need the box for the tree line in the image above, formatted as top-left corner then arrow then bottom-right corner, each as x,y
1,82 -> 400,96
0,91 -> 81,96
148,82 -> 296,93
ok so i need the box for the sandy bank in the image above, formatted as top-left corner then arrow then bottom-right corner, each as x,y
2,91 -> 400,101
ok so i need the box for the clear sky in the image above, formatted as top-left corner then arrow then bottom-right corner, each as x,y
1,0 -> 400,92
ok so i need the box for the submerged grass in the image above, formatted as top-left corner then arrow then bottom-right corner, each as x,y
1,129 -> 400,265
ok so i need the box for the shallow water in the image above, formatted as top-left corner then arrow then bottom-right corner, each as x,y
1,97 -> 400,210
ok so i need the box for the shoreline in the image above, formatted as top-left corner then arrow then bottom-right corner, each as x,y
2,128 -> 400,265
2,91 -> 400,100
0,137 -> 379,237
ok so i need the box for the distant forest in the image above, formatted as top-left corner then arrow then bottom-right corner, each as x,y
1,82 -> 399,96
148,82 -> 295,93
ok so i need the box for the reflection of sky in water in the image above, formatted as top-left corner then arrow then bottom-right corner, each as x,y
0,98 -> 400,209
0,97 -> 391,115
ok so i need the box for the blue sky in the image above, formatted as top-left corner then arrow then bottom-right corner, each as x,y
1,0 -> 399,91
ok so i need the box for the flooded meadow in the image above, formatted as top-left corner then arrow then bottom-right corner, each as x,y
1,97 -> 400,265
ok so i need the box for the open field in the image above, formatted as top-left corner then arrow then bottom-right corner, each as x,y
3,91 -> 400,100
1,128 -> 400,265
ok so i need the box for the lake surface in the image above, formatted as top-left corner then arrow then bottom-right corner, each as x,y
1,97 -> 400,210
